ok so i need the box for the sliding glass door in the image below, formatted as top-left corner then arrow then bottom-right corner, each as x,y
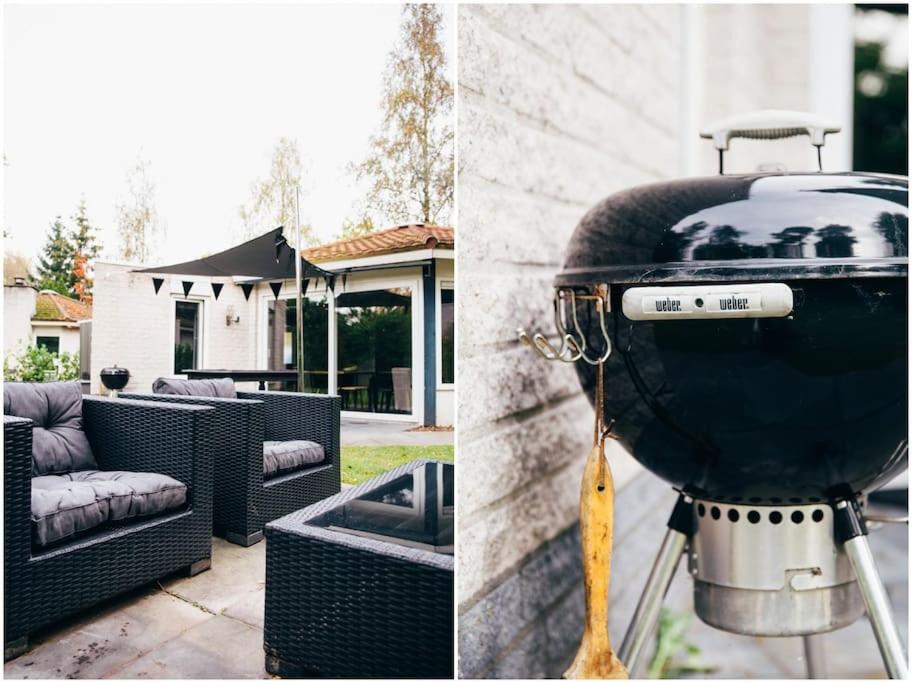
266,297 -> 329,393
335,288 -> 413,415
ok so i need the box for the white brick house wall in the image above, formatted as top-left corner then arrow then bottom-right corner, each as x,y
457,4 -> 852,676
458,0 -> 685,616
90,261 -> 258,395
3,285 -> 37,357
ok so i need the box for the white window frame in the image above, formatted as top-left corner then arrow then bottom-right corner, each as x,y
170,295 -> 206,376
257,286 -> 333,392
436,279 -> 455,390
256,272 -> 423,423
333,271 -> 424,424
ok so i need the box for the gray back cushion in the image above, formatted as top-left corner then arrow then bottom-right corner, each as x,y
3,381 -> 97,475
152,377 -> 237,399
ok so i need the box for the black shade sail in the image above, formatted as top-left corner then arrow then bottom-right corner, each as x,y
135,227 -> 335,285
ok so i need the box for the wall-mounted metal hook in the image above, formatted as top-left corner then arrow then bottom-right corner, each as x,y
518,284 -> 613,365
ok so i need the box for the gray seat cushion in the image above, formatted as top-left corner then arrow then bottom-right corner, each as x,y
31,470 -> 188,547
152,377 -> 237,399
4,381 -> 96,475
263,440 -> 325,478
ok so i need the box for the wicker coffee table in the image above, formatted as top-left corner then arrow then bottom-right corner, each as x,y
263,459 -> 454,678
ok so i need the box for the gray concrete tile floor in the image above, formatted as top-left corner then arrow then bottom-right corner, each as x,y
340,417 -> 453,446
5,537 -> 271,680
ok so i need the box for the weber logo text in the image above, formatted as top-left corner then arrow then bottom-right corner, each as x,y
719,296 -> 750,311
654,298 -> 683,312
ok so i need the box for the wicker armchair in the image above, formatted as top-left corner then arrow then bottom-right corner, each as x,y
3,396 -> 215,660
122,388 -> 341,546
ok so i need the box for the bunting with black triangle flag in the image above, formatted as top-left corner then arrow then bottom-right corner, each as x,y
181,281 -> 194,298
211,282 -> 224,300
240,283 -> 255,301
270,282 -> 282,299
152,277 -> 164,294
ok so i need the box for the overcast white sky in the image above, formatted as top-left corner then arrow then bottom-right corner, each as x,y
3,2 -> 455,266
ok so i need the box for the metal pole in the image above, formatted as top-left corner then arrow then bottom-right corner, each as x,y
617,527 -> 688,674
842,533 -> 908,679
802,634 -> 827,679
294,186 -> 304,393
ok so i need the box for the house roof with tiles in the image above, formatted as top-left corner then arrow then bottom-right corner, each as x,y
33,290 -> 92,322
303,224 -> 454,263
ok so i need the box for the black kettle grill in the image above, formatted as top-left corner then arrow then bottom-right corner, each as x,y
520,111 -> 908,678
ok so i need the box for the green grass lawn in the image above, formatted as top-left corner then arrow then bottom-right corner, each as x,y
340,445 -> 455,485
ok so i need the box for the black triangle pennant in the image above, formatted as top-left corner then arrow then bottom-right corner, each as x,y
181,281 -> 193,298
240,283 -> 255,301
325,275 -> 336,293
301,279 -> 310,296
152,277 -> 164,294
269,281 -> 282,299
342,273 -> 348,291
211,282 -> 224,300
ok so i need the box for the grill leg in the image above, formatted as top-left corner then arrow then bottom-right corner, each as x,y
834,498 -> 908,680
803,634 -> 826,679
618,494 -> 692,675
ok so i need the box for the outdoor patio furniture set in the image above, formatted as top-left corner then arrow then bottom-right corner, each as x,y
3,379 -> 338,659
3,378 -> 454,677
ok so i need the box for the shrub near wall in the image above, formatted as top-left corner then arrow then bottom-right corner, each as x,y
3,344 -> 79,382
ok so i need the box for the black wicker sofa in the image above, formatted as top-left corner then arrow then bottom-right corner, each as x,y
123,378 -> 341,547
3,381 -> 215,661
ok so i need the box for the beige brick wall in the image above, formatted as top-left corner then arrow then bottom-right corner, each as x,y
697,4 -> 817,174
458,3 -> 686,609
457,2 -> 822,615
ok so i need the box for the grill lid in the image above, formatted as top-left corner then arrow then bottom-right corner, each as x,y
557,172 -> 908,287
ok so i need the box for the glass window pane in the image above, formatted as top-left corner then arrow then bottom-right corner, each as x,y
267,297 -> 329,393
36,336 -> 60,355
174,301 -> 200,373
440,287 -> 454,385
336,288 -> 412,415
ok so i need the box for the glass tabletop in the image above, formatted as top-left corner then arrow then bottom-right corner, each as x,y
306,462 -> 454,554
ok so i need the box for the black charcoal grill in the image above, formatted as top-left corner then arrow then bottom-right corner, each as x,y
520,111 -> 908,678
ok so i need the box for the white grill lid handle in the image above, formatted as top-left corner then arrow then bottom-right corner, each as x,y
700,109 -> 841,152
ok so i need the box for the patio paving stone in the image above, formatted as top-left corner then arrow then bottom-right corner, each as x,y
108,615 -> 269,679
5,539 -> 270,680
4,588 -> 212,679
341,417 -> 453,446
220,585 -> 267,630
158,537 -> 266,615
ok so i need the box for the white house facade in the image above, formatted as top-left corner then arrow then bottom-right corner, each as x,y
3,284 -> 89,360
90,224 -> 455,426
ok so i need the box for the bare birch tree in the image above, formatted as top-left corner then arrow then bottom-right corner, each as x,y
116,157 -> 161,263
240,137 -> 315,246
354,4 -> 454,227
